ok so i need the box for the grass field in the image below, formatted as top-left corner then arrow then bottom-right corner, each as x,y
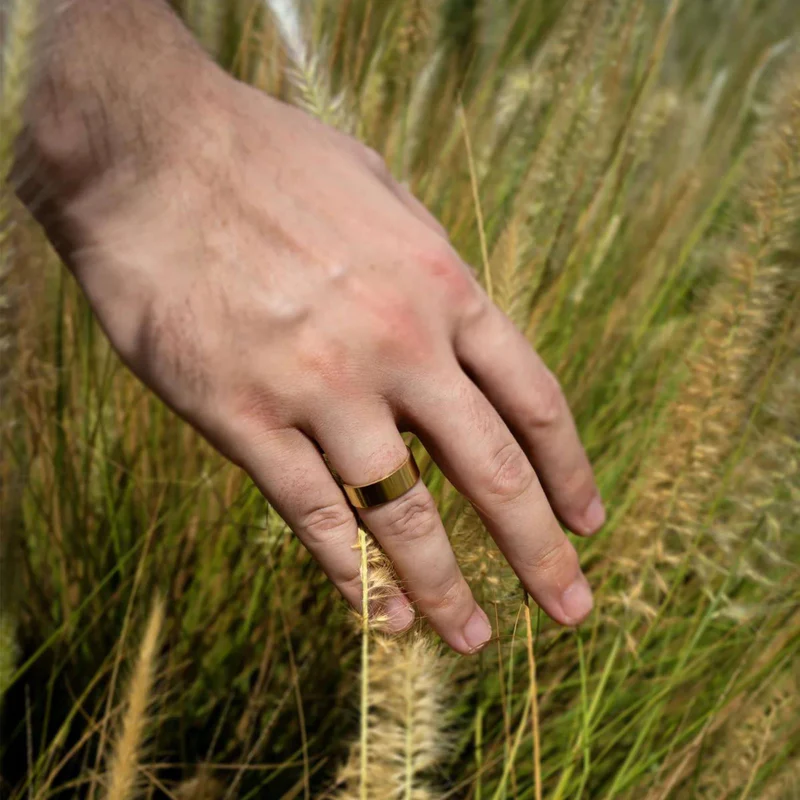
2,0 -> 800,798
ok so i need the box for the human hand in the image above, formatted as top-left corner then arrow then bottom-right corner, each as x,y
18,7 -> 604,654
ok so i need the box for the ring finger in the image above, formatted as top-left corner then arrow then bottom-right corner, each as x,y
312,405 -> 493,655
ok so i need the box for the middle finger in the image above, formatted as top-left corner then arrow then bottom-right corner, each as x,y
399,369 -> 594,626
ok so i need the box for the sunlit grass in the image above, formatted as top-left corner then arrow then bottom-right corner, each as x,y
2,1 -> 799,797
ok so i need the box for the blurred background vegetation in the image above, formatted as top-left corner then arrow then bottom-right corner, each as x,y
1,0 -> 799,798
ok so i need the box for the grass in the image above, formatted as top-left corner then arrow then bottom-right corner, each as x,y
2,0 -> 800,797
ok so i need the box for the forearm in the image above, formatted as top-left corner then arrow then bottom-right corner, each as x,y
17,0 -> 221,216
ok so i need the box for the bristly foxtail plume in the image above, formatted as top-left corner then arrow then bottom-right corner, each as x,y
760,756 -> 800,800
105,595 -> 165,800
184,0 -> 225,58
449,478 -> 518,638
262,0 -> 351,130
322,525 -> 449,800
333,632 -> 449,800
481,0 -> 620,326
0,0 -> 39,396
692,665 -> 798,799
0,0 -> 39,176
263,508 -> 445,798
708,319 -> 800,625
0,0 -> 40,708
611,60 -> 800,632
395,0 -> 432,63
353,529 -> 405,632
450,28 -> 598,603
402,47 -> 445,176
263,0 -> 306,64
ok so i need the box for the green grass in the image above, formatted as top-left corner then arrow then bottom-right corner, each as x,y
2,0 -> 800,798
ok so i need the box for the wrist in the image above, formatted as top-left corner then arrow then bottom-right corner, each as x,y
15,0 -> 226,225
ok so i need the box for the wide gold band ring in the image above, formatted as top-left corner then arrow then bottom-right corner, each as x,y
342,447 -> 420,509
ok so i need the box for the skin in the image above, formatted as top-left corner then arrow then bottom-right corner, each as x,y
16,0 -> 606,655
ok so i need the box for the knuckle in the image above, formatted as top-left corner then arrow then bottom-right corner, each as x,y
416,241 -> 480,309
368,299 -> 433,365
299,501 -> 355,545
524,536 -> 578,580
418,241 -> 464,280
372,296 -> 413,342
529,368 -> 566,428
216,410 -> 290,470
380,490 -> 438,542
458,285 -> 491,325
486,442 -> 535,502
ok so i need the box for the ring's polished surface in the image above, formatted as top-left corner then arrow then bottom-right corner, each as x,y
342,447 -> 420,508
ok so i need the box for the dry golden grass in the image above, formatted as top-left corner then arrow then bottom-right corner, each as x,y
105,595 -> 164,800
613,66 -> 800,627
333,633 -> 447,800
2,1 -> 800,798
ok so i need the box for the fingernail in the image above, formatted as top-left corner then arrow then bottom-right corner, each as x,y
561,573 -> 594,624
582,496 -> 606,533
382,595 -> 415,633
463,606 -> 492,652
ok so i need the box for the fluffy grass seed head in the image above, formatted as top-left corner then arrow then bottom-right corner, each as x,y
105,594 -> 165,800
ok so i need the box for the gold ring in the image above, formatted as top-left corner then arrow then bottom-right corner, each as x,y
342,447 -> 420,509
